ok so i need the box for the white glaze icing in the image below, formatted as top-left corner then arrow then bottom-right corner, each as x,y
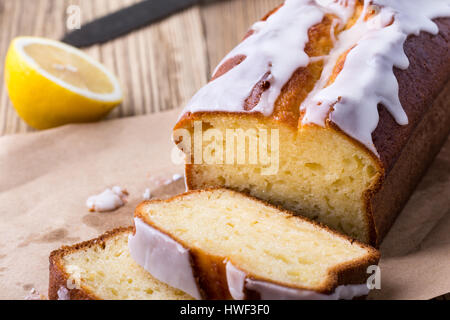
172,173 -> 183,181
226,261 -> 369,300
226,261 -> 247,300
302,0 -> 450,155
184,0 -> 329,116
182,0 -> 450,156
86,186 -> 128,212
128,218 -> 202,299
142,188 -> 152,200
57,286 -> 70,300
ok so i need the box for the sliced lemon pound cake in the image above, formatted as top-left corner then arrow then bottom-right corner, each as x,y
129,189 -> 380,300
49,227 -> 193,300
174,0 -> 450,245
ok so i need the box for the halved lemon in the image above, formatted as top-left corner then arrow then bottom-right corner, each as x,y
4,37 -> 123,130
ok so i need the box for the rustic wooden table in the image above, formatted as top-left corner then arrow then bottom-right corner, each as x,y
0,0 -> 281,136
0,0 -> 448,300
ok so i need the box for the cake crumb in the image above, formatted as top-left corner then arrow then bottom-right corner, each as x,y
164,173 -> 183,185
142,188 -> 152,200
86,186 -> 128,212
25,288 -> 46,300
149,174 -> 184,187
172,174 -> 183,181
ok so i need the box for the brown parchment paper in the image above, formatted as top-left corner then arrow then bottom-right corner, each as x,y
0,108 -> 449,300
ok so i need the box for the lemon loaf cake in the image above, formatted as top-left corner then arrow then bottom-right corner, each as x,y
49,227 -> 193,300
173,0 -> 450,245
129,189 -> 380,300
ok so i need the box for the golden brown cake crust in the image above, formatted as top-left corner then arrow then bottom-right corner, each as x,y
48,227 -> 133,300
135,188 -> 380,299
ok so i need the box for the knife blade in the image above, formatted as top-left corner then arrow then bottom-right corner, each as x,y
62,0 -> 200,48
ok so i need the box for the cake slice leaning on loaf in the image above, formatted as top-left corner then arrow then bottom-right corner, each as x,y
129,189 -> 380,300
173,0 -> 450,246
49,227 -> 193,300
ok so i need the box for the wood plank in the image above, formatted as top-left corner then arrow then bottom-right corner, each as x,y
200,0 -> 282,76
0,0 -> 208,136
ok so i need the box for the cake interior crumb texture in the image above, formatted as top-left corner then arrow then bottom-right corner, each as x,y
58,229 -> 193,300
182,117 -> 379,243
140,189 -> 375,290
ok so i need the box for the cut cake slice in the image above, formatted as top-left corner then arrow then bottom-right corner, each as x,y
130,189 -> 380,300
49,227 -> 193,300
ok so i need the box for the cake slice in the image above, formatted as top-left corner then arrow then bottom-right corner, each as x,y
49,227 -> 193,300
129,189 -> 380,300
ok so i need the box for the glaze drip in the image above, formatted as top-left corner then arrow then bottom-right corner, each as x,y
185,0 -> 328,116
182,0 -> 450,156
302,0 -> 450,154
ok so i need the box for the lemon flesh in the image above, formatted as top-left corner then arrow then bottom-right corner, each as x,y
24,43 -> 115,95
5,37 -> 123,130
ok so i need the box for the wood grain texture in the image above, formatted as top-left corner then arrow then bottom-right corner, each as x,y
0,0 -> 209,135
0,0 -> 286,136
0,0 -> 284,136
201,0 -> 282,75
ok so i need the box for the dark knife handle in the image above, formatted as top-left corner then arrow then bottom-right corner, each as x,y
62,0 -> 200,48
